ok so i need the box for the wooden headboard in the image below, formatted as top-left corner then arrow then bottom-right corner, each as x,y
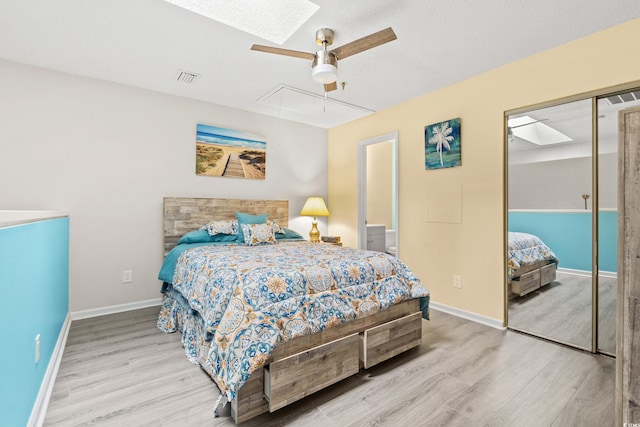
163,197 -> 289,255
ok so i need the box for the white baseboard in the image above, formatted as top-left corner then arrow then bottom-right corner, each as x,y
28,313 -> 71,427
557,267 -> 617,279
27,299 -> 163,425
599,270 -> 617,279
429,301 -> 505,330
70,298 -> 162,320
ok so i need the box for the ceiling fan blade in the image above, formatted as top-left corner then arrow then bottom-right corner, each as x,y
329,27 -> 397,60
324,82 -> 337,92
250,44 -> 316,60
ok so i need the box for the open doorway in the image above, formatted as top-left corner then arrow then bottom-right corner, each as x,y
357,132 -> 398,257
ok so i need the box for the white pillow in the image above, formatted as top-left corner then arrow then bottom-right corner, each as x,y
241,223 -> 277,245
205,220 -> 238,236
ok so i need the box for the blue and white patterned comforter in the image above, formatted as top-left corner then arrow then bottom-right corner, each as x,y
158,241 -> 428,401
508,232 -> 559,279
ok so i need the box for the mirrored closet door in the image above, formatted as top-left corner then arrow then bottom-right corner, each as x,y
505,89 -> 640,355
507,99 -> 594,350
506,88 -> 640,354
595,90 -> 640,354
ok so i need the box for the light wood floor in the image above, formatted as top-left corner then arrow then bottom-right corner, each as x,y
45,306 -> 615,426
508,271 -> 617,353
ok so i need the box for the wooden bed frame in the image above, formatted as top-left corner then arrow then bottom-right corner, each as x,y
509,261 -> 557,297
162,197 -> 423,424
163,197 -> 289,256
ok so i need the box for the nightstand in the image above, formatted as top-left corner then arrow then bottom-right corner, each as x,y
321,236 -> 342,246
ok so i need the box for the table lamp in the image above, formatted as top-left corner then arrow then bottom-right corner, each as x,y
300,196 -> 330,242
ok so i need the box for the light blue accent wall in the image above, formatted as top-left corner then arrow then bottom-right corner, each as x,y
0,217 -> 69,427
598,211 -> 618,273
508,211 -> 617,273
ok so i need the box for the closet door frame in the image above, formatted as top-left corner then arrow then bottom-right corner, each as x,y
503,81 -> 640,354
616,104 -> 640,425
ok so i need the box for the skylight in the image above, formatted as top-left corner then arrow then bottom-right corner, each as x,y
164,0 -> 319,45
509,115 -> 572,145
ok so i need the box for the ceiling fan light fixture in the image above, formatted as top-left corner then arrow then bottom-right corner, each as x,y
251,27 -> 397,89
311,50 -> 338,84
312,63 -> 338,84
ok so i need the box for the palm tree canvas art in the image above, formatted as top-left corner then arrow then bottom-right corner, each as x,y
424,118 -> 461,170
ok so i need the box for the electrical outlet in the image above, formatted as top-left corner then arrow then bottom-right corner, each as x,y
123,269 -> 133,283
35,334 -> 40,364
453,275 -> 462,289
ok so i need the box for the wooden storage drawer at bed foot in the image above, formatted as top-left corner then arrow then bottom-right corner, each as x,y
360,311 -> 422,369
540,263 -> 557,286
263,333 -> 359,412
511,269 -> 540,296
231,367 -> 269,424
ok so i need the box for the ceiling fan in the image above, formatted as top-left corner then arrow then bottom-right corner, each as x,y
250,27 -> 397,93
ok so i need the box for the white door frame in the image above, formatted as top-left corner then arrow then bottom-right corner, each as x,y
357,131 -> 399,256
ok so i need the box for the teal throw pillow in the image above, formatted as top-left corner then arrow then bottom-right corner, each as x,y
275,227 -> 304,240
177,230 -> 239,244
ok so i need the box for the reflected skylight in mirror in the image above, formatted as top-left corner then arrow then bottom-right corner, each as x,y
509,115 -> 573,145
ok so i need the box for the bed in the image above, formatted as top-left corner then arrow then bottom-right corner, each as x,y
508,231 -> 559,297
157,197 -> 430,423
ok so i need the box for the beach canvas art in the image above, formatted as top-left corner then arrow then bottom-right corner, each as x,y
424,118 -> 461,170
196,124 -> 266,179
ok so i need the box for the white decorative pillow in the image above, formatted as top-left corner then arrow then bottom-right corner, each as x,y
269,220 -> 283,234
205,220 -> 239,236
241,223 -> 277,246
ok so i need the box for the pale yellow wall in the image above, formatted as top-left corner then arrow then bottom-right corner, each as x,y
366,141 -> 393,228
328,18 -> 640,323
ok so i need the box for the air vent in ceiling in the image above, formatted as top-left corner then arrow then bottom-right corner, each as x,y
175,69 -> 201,84
606,90 -> 640,105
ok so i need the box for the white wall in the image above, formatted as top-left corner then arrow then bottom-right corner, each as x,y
0,59 -> 328,312
508,152 -> 617,210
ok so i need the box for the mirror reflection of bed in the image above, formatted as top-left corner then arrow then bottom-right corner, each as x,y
505,91 -> 639,354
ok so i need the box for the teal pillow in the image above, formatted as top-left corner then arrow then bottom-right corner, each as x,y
236,212 -> 269,243
177,230 -> 238,244
276,227 -> 304,240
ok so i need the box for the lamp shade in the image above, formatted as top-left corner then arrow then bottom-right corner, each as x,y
300,196 -> 330,217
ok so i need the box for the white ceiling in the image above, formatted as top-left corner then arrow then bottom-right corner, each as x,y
1,0 -> 639,128
508,91 -> 640,165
